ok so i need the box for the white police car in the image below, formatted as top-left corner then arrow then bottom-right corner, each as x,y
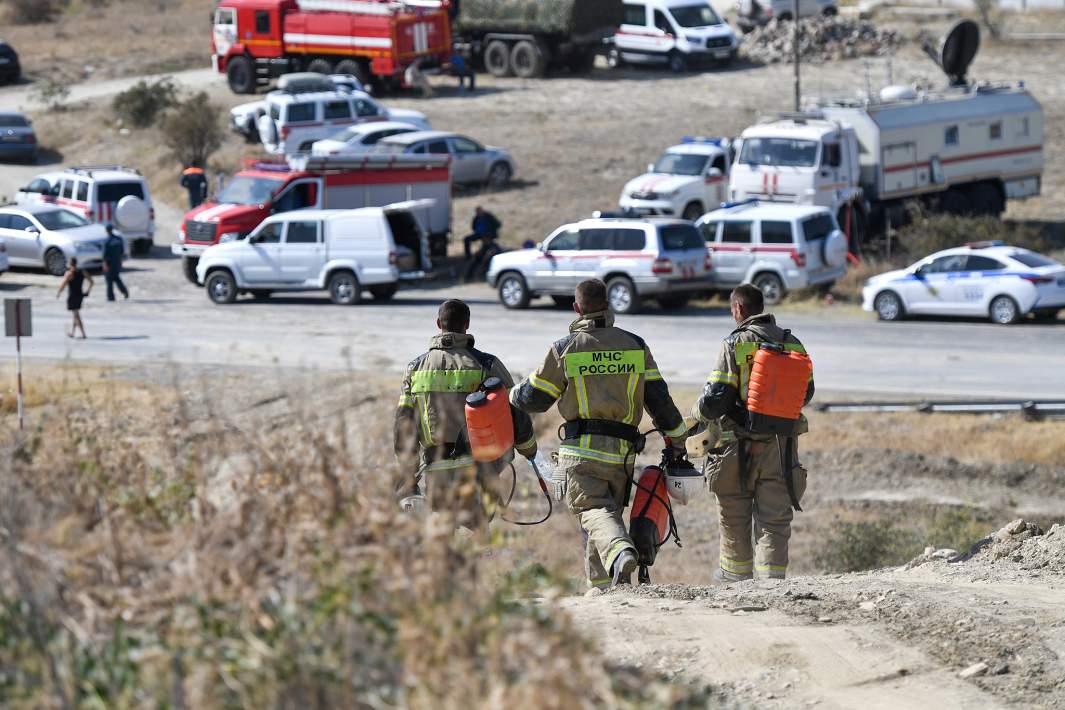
863,242 -> 1065,325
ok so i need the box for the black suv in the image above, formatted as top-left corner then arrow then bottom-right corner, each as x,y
0,42 -> 21,85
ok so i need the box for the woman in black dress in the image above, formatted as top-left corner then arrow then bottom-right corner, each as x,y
56,257 -> 93,339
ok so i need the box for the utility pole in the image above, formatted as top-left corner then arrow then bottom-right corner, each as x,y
792,0 -> 801,111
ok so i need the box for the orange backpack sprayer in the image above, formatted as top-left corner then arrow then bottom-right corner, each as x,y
743,335 -> 813,512
465,376 -> 514,462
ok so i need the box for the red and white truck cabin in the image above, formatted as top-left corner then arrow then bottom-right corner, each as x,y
173,154 -> 452,274
213,0 -> 452,93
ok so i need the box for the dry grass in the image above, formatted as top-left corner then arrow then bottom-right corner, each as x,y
803,410 -> 1065,467
0,366 -> 723,708
0,363 -> 173,417
5,0 -> 213,84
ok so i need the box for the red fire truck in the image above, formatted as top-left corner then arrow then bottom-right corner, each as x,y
172,154 -> 452,282
212,0 -> 453,94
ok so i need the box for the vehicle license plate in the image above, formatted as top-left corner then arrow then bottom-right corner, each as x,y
714,50 -> 731,59
1,136 -> 20,142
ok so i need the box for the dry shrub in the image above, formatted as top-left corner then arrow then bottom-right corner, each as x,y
830,256 -> 907,303
5,0 -> 61,24
896,209 -> 1053,259
161,91 -> 225,169
0,375 -> 722,708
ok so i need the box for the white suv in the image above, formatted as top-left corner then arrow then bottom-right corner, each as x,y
15,166 -> 154,254
196,202 -> 431,305
255,90 -> 430,155
487,216 -> 713,314
696,201 -> 848,304
619,137 -> 732,220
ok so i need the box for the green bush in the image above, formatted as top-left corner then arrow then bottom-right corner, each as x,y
816,519 -> 922,573
111,78 -> 178,129
161,91 -> 225,169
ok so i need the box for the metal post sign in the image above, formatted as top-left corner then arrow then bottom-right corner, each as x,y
5,298 -> 31,431
5,299 -> 32,337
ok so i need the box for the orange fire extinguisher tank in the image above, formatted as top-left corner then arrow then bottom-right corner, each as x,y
465,377 -> 515,462
629,465 -> 670,569
746,343 -> 813,435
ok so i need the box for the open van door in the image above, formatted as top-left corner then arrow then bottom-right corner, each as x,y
383,199 -> 435,279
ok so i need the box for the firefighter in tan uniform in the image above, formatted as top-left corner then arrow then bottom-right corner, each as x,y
694,284 -> 814,581
395,299 -> 537,531
512,279 -> 689,590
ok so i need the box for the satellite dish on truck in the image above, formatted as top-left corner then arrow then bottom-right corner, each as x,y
923,20 -> 980,87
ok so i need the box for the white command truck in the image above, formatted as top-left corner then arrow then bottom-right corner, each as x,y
728,84 -> 1044,245
619,137 -> 732,221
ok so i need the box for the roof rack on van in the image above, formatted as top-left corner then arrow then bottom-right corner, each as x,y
290,154 -> 452,172
719,198 -> 759,210
66,165 -> 141,177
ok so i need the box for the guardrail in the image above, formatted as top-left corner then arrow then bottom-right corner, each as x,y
815,400 -> 1065,419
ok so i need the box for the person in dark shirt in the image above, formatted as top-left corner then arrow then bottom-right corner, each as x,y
102,224 -> 129,301
463,206 -> 501,260
180,166 -> 208,209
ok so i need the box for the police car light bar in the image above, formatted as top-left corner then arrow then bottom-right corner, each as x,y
681,136 -> 724,145
966,240 -> 1005,249
719,198 -> 759,210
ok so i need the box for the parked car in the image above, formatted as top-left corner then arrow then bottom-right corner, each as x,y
311,121 -> 421,157
253,89 -> 430,154
15,166 -> 154,254
0,111 -> 37,163
487,216 -> 713,313
696,201 -> 848,304
735,0 -> 837,33
228,73 -> 366,143
611,0 -> 739,72
0,41 -> 20,84
374,131 -> 516,188
619,137 -> 732,220
196,203 -> 431,306
863,242 -> 1065,325
0,205 -> 112,275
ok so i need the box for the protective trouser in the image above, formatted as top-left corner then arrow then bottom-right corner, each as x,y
559,455 -> 636,590
705,437 -> 807,580
421,458 -> 504,534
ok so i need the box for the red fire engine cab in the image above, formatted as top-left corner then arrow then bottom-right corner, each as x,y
212,0 -> 453,94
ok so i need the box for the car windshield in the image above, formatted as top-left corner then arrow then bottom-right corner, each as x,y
670,4 -> 722,26
34,209 -> 91,231
217,176 -> 283,206
0,115 -> 28,128
739,138 -> 820,167
653,152 -> 708,176
1011,251 -> 1058,268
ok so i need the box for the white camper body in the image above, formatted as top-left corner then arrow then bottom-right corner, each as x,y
729,83 -> 1044,240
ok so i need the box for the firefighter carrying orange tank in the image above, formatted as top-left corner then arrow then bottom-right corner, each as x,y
693,284 -> 814,582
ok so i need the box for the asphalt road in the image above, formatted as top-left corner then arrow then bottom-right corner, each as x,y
3,254 -> 1064,400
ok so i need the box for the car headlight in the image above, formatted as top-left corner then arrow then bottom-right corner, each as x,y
219,232 -> 239,243
178,229 -> 186,243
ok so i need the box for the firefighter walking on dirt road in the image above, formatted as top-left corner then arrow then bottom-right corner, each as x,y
180,166 -> 208,209
694,284 -> 814,582
511,279 -> 689,592
394,299 -> 538,533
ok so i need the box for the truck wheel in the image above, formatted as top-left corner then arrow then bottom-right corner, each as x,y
182,257 -> 199,284
328,270 -> 361,305
939,189 -> 972,216
668,51 -> 688,73
306,58 -> 334,75
511,40 -> 546,79
966,182 -> 1004,216
498,272 -> 531,309
369,283 -> 398,301
989,295 -> 1021,325
484,40 -> 512,77
206,271 -> 237,304
335,59 -> 372,92
752,272 -> 785,305
682,202 -> 704,221
607,276 -> 642,314
227,56 -> 255,94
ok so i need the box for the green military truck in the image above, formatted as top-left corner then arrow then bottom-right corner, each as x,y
452,0 -> 625,77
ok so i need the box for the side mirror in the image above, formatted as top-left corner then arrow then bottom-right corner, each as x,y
706,167 -> 723,178
24,227 -> 39,236
647,163 -> 655,173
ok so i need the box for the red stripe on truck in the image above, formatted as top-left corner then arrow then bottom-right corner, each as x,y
883,144 -> 1042,174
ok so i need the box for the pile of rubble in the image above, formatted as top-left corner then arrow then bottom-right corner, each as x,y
978,519 -> 1065,572
740,17 -> 905,65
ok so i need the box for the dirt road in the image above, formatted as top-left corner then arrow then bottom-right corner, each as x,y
563,549 -> 1065,708
0,67 -> 220,112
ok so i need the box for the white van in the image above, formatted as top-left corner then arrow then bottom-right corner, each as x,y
612,0 -> 739,72
196,202 -> 432,305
